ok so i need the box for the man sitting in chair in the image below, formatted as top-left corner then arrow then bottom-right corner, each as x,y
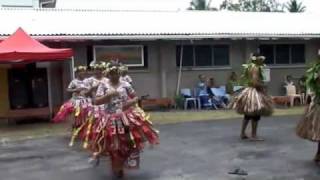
196,74 -> 211,108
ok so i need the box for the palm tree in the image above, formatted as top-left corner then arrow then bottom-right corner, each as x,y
286,0 -> 306,12
188,0 -> 218,10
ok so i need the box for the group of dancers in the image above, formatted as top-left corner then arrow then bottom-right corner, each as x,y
53,53 -> 320,178
52,61 -> 159,178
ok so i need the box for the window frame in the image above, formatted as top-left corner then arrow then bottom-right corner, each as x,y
93,45 -> 145,67
259,43 -> 306,65
176,44 -> 230,68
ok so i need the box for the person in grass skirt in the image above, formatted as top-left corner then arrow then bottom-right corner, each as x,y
52,66 -> 92,147
229,53 -> 273,141
296,56 -> 320,164
91,61 -> 159,178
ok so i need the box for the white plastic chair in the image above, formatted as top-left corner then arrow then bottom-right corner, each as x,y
180,88 -> 199,110
233,86 -> 244,92
285,85 -> 302,107
306,88 -> 314,104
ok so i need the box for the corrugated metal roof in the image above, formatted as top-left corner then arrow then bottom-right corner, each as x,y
0,8 -> 320,40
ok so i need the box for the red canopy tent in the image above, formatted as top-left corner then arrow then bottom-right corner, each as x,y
0,27 -> 73,62
0,28 -> 74,120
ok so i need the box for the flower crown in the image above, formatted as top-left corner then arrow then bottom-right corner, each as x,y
74,65 -> 87,72
250,55 -> 266,61
119,65 -> 128,72
104,60 -> 121,74
90,61 -> 107,70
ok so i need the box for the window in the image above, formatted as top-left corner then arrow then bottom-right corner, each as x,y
259,44 -> 305,65
275,45 -> 290,64
93,45 -> 146,67
213,45 -> 229,66
195,45 -> 212,66
260,45 -> 274,64
176,45 -> 193,66
176,45 -> 229,67
291,44 -> 305,64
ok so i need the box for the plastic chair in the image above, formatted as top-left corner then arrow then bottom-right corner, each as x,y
285,85 -> 302,107
210,87 -> 227,108
180,88 -> 198,110
233,86 -> 244,92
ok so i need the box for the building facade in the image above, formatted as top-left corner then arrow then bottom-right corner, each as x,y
0,8 -> 319,117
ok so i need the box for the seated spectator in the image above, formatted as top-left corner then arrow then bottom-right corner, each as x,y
206,77 -> 227,109
284,75 -> 294,86
196,75 -> 211,108
226,71 -> 239,95
297,75 -> 307,94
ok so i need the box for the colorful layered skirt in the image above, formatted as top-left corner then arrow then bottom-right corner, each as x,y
52,98 -> 103,147
90,106 -> 159,169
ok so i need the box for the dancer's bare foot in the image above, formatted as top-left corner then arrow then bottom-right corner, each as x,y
88,153 -> 100,167
313,154 -> 320,164
250,136 -> 264,141
114,170 -> 124,179
88,156 -> 100,167
240,134 -> 249,140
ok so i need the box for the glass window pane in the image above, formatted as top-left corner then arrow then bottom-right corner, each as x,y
213,45 -> 229,66
259,45 -> 274,64
195,45 -> 212,66
275,44 -> 290,64
291,44 -> 305,64
182,45 -> 194,66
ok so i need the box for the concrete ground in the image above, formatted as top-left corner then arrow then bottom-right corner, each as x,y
0,116 -> 320,180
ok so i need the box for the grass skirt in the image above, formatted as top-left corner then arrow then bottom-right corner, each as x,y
229,87 -> 273,116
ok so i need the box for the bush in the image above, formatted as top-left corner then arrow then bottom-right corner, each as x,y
174,95 -> 184,109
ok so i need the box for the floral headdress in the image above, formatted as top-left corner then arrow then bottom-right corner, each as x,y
74,65 -> 87,72
250,53 -> 266,62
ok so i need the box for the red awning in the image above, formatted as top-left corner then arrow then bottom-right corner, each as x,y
0,28 -> 73,63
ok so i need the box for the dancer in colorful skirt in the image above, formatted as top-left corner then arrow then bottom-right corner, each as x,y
92,61 -> 159,178
84,61 -> 110,164
229,53 -> 273,141
52,65 -> 91,147
296,57 -> 320,163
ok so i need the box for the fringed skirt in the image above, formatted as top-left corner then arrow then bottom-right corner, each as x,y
229,87 -> 273,116
296,102 -> 320,142
52,98 -> 91,124
89,106 -> 159,169
52,98 -> 101,148
69,104 -> 105,148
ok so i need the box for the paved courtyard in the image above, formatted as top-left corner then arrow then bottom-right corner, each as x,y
0,116 -> 320,180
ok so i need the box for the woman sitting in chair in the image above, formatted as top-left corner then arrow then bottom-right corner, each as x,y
206,78 -> 227,109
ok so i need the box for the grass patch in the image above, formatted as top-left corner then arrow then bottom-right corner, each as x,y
0,107 -> 304,141
150,106 -> 304,124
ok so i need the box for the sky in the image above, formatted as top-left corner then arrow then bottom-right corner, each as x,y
56,0 -> 319,13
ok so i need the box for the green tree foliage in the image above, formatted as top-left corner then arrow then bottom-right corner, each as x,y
188,0 -> 218,10
220,0 -> 284,12
285,0 -> 306,12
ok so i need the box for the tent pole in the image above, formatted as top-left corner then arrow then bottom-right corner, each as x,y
176,45 -> 183,95
71,56 -> 75,79
47,63 -> 53,120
